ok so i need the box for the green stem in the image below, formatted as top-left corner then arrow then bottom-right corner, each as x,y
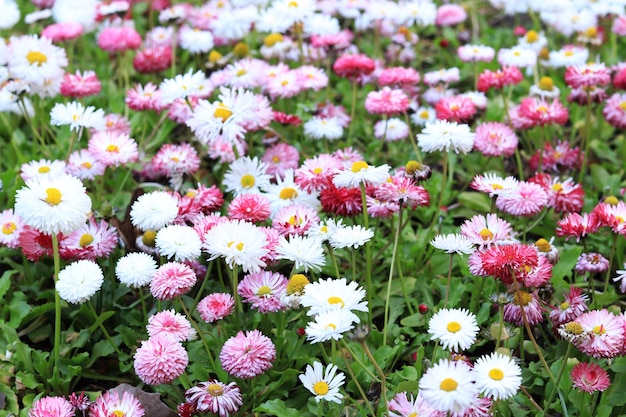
178,297 -> 219,376
340,350 -> 376,417
544,343 -> 573,411
444,254 -> 454,308
325,242 -> 341,278
51,234 -> 62,387
86,300 -> 123,357
403,111 -> 422,162
347,79 -> 358,146
578,92 -> 593,185
603,234 -> 619,293
230,264 -> 242,328
359,182 -> 373,329
339,339 -> 379,381
383,204 -> 404,346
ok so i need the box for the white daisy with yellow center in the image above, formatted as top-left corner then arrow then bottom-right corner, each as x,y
299,361 -> 345,404
473,352 -> 522,400
428,308 -> 479,352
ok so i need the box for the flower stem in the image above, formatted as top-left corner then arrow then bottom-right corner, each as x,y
347,79 -> 358,147
51,234 -> 62,387
544,343 -> 572,411
230,264 -> 242,329
359,339 -> 387,411
444,253 -> 454,308
603,234 -> 619,293
403,111 -> 422,162
359,182 -> 373,329
325,242 -> 340,279
340,349 -> 376,417
86,300 -> 123,357
383,204 -> 404,346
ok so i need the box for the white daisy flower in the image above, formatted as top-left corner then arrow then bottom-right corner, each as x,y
275,234 -> 325,272
306,218 -> 345,243
302,13 -> 340,37
129,191 -> 179,232
332,161 -> 390,188
305,309 -> 356,343
159,69 -> 208,104
25,9 -> 52,24
497,46 -> 537,69
299,361 -> 345,404
417,120 -> 475,154
374,118 -> 409,141
50,101 -> 106,132
262,169 -> 320,215
155,224 -> 202,262
303,116 -> 344,141
430,233 -> 475,256
202,219 -> 268,273
428,308 -> 479,352
115,252 -> 158,288
473,352 -> 522,400
418,359 -> 477,414
14,173 -> 92,236
56,260 -> 104,304
223,156 -> 272,196
300,277 -> 367,321
20,159 -> 67,182
328,225 -> 374,250
0,0 -> 20,30
8,35 -> 67,84
411,106 -> 437,126
178,25 -> 214,54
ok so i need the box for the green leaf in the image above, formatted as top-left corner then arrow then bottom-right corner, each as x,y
0,382 -> 19,414
457,192 -> 492,213
551,246 -> 583,289
0,270 -> 15,301
396,381 -> 419,393
400,313 -> 425,328
255,399 -> 300,417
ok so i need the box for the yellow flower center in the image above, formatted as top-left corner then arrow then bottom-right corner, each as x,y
45,188 -> 62,205
564,322 -> 583,335
538,76 -> 554,91
279,187 -> 298,200
405,160 -> 421,175
286,274 -> 310,295
207,383 -> 224,396
514,291 -> 532,306
419,110 -> 430,119
26,50 -> 48,66
585,27 -> 597,38
232,42 -> 249,58
564,50 -> 574,57
264,33 -> 284,47
209,50 -> 223,63
525,30 -> 539,43
551,183 -> 563,192
106,144 -> 119,153
257,285 -> 272,296
313,381 -> 329,395
536,105 -> 548,113
325,323 -> 337,330
142,230 -> 157,247
38,166 -> 50,173
240,174 -> 255,188
440,378 -> 458,392
447,321 -> 461,333
288,1 -> 298,7
539,47 -> 550,60
593,324 -> 605,335
479,228 -> 494,241
491,183 -> 503,190
2,222 -> 17,235
351,161 -> 369,173
213,103 -> 233,122
535,238 -> 551,252
604,196 -> 619,205
170,156 -> 180,163
313,167 -> 323,175
81,161 -> 92,169
79,234 -> 94,247
560,301 -> 570,310
112,411 -> 125,417
489,368 -> 504,381
328,296 -> 345,308
236,69 -> 247,77
227,241 -> 245,251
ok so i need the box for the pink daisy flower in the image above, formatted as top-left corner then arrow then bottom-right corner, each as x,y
125,82 -> 165,112
460,213 -> 513,247
550,287 -> 589,329
333,53 -> 376,79
295,65 -> 329,91
238,270 -> 288,313
529,140 -> 582,173
320,183 -> 362,217
595,200 -> 626,234
473,122 -> 518,157
99,113 -> 131,136
528,174 -> 584,214
571,362 -> 611,393
219,330 -> 276,379
134,333 -> 189,385
180,184 -> 224,217
503,290 -> 544,326
185,380 -> 243,417
568,85 -> 608,105
564,63 -> 611,89
90,391 -> 144,417
435,95 -> 477,123
88,131 -> 139,167
66,149 -> 106,181
477,66 -> 523,93
265,71 -> 302,99
0,209 -> 24,249
150,262 -> 197,300
574,309 -> 624,358
575,253 -> 610,275
613,15 -> 626,35
261,143 -> 300,179
59,218 -> 118,261
364,87 -> 410,116
295,154 -> 341,193
272,203 -> 320,237
517,97 -> 569,127
133,46 -> 172,74
496,181 -> 548,217
480,243 -> 538,285
373,173 -> 430,209
19,226 -> 55,261
388,391 -> 444,417
470,173 -> 519,197
28,396 -> 74,417
147,309 -> 194,342
152,143 -> 201,178
197,293 -> 235,323
378,67 -> 420,87
41,22 -> 83,42
367,196 -> 400,218
556,212 -> 600,242
435,4 -> 467,26
228,193 -> 272,223
97,23 -> 142,53
60,70 -> 101,98
522,256 -> 553,288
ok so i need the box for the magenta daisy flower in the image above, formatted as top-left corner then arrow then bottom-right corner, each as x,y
197,293 -> 235,323
571,362 -> 611,393
227,193 -> 272,223
434,95 -> 477,123
564,63 -> 611,89
364,87 -> 410,116
59,218 -> 117,261
219,330 -> 276,379
185,380 -> 243,417
556,212 -> 600,242
238,270 -> 288,313
134,334 -> 189,385
261,142 -> 300,179
480,244 -> 539,285
473,122 -> 518,157
88,131 -> 139,167
603,93 -> 626,129
503,290 -> 544,326
550,287 -> 589,329
460,213 -> 513,248
495,181 -> 548,217
575,253 -> 610,275
272,203 -> 320,237
150,262 -> 197,300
